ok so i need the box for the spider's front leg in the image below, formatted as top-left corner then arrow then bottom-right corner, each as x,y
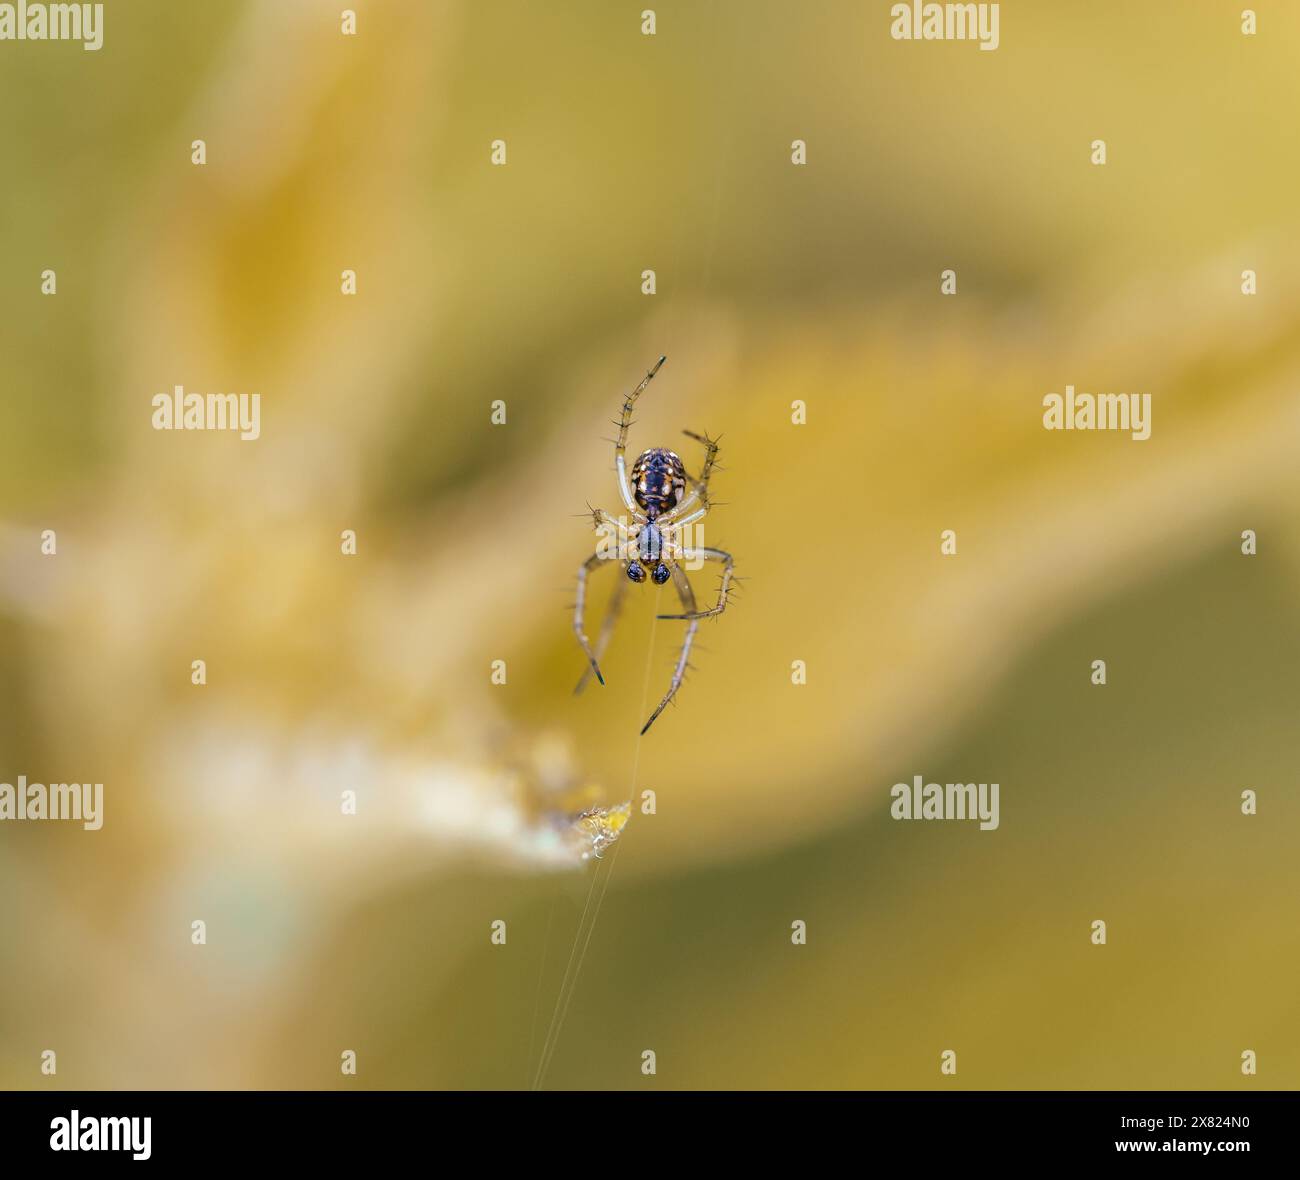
657,547 -> 735,620
641,564 -> 700,736
575,570 -> 628,694
573,552 -> 614,687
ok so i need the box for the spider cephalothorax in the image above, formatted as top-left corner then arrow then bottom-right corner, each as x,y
626,518 -> 672,584
572,357 -> 737,735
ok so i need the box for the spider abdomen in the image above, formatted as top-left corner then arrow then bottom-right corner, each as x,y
631,448 -> 685,518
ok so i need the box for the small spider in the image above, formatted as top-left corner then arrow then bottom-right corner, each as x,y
573,356 -> 736,735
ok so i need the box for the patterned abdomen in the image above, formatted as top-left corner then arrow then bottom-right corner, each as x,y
631,448 -> 686,519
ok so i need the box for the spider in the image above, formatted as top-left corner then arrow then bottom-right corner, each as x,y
573,356 -> 736,735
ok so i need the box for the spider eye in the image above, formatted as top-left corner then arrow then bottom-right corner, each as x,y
652,563 -> 671,585
626,561 -> 646,583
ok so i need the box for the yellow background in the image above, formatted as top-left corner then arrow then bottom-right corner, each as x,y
1,1 -> 1298,1088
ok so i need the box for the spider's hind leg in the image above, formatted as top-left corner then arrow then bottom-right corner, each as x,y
683,428 -> 720,503
661,430 -> 720,526
614,357 -> 667,513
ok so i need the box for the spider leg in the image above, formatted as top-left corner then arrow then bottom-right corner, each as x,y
657,547 -> 734,619
587,504 -> 621,532
658,429 -> 720,525
585,503 -> 629,562
666,503 -> 708,534
575,570 -> 629,694
665,428 -> 717,519
573,552 -> 616,687
615,356 -> 666,513
641,564 -> 700,736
